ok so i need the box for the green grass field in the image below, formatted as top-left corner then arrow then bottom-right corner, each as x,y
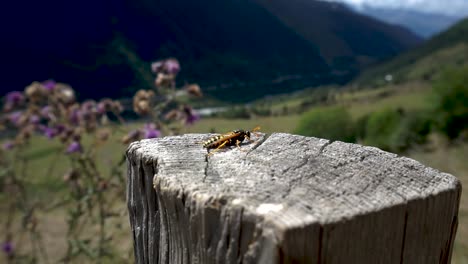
185,115 -> 301,134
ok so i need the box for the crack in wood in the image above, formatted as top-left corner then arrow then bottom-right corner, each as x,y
317,139 -> 334,156
246,133 -> 271,155
399,211 -> 408,264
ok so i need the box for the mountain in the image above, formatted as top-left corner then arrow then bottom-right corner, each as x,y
352,6 -> 463,38
255,0 -> 421,69
1,0 -> 421,103
353,18 -> 468,87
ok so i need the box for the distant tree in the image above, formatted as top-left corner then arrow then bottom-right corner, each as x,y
364,108 -> 432,152
294,107 -> 355,143
432,66 -> 468,139
391,110 -> 433,152
354,114 -> 370,142
364,108 -> 402,151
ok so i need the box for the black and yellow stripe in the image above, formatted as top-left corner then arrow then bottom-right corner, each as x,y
203,132 -> 237,148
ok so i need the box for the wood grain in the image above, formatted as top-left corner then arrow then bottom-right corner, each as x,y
126,133 -> 461,264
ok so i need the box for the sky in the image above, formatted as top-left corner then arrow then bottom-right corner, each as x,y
324,0 -> 468,16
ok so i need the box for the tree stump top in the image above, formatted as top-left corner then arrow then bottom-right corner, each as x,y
126,132 -> 461,263
128,132 -> 459,225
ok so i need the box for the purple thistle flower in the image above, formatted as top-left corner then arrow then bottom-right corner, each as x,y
68,109 -> 81,125
55,124 -> 66,134
40,106 -> 52,118
39,125 -> 57,139
2,141 -> 15,150
81,100 -> 96,112
185,113 -> 200,125
29,114 -> 40,125
66,141 -> 82,154
42,80 -> 56,91
96,102 -> 106,114
40,106 -> 56,121
3,91 -> 24,111
7,111 -> 22,126
5,91 -> 24,104
151,61 -> 164,73
1,241 -> 13,255
183,106 -> 200,125
143,123 -> 161,139
80,110 -> 92,122
165,59 -> 180,75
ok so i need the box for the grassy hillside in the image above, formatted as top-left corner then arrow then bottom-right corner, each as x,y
354,18 -> 468,87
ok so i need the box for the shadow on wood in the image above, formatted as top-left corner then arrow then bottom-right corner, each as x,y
126,133 -> 461,264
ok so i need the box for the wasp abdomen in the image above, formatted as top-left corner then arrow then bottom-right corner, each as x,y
202,135 -> 225,148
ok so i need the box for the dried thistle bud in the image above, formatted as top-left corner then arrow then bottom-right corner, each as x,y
84,122 -> 97,133
134,89 -> 155,101
67,104 -> 81,125
25,82 -> 47,103
63,169 -> 80,182
121,130 -> 141,144
97,98 -> 113,114
17,113 -> 30,127
185,84 -> 203,97
111,101 -> 124,113
98,180 -> 109,191
81,100 -> 97,112
134,100 -> 151,115
72,128 -> 83,141
133,90 -> 155,115
17,125 -> 35,141
155,73 -> 175,88
164,109 -> 181,121
96,128 -> 111,142
59,127 -> 74,143
26,217 -> 38,231
54,83 -> 75,105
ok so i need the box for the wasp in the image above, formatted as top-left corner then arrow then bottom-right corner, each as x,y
203,126 -> 261,156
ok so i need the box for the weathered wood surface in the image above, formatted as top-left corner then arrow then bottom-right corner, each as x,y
126,133 -> 461,264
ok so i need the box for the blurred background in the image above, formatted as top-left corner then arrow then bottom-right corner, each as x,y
1,0 -> 467,263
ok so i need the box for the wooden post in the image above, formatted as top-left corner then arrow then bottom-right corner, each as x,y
126,133 -> 461,264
